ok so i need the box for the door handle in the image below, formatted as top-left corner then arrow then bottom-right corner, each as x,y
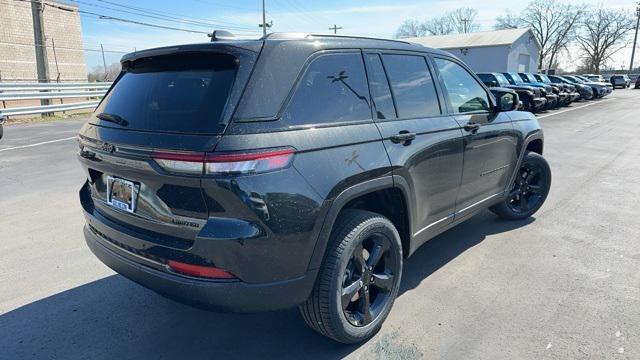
463,122 -> 480,134
390,130 -> 416,144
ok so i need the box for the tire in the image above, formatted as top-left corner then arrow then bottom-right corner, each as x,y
299,209 -> 403,344
521,97 -> 532,112
490,152 -> 551,220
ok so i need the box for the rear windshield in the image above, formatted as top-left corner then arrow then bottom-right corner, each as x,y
92,53 -> 238,134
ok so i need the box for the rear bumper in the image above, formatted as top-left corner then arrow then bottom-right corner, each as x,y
84,224 -> 317,312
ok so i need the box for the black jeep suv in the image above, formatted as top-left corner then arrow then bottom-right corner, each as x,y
77,33 -> 551,344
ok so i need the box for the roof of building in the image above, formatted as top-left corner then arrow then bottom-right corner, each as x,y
404,28 -> 540,50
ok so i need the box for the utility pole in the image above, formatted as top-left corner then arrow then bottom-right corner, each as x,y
630,2 -> 640,72
51,38 -> 60,82
461,18 -> 470,33
31,0 -> 51,109
259,0 -> 273,37
329,24 -> 342,34
100,44 -> 108,80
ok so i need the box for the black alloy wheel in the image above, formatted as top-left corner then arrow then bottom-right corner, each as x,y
506,161 -> 547,215
490,151 -> 551,220
300,209 -> 402,344
341,234 -> 397,327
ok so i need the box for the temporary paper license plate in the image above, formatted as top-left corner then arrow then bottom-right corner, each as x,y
107,176 -> 137,213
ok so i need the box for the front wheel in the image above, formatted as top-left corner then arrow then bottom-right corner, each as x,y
299,209 -> 403,344
490,151 -> 551,220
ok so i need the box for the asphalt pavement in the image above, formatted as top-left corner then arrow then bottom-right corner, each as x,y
1,90 -> 639,359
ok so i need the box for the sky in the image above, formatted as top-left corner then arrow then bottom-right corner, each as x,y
77,0 -> 639,72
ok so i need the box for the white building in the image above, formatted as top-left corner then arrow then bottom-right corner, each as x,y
406,28 -> 541,73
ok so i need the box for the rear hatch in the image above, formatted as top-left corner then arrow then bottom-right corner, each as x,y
78,43 -> 260,252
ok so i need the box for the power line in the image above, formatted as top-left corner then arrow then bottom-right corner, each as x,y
78,10 -> 210,34
0,39 -> 130,54
68,0 -> 237,30
271,0 -> 325,29
11,0 -> 262,36
95,0 -> 257,29
88,0 -> 259,31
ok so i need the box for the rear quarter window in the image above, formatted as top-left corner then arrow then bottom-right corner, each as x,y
281,53 -> 371,127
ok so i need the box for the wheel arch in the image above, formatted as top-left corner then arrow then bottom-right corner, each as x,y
306,176 -> 412,271
504,130 -> 545,193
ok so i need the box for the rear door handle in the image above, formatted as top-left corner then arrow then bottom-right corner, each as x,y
390,130 -> 416,144
463,122 -> 480,134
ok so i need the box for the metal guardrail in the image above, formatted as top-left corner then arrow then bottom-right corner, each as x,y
0,82 -> 112,117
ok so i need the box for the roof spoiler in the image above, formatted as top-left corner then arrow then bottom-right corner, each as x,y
208,30 -> 236,42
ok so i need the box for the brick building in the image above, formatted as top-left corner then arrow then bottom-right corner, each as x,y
0,0 -> 87,81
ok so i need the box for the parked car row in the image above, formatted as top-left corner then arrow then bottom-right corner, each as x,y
477,72 -> 611,114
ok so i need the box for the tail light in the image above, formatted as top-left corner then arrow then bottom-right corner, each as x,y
205,148 -> 294,175
152,147 -> 295,175
168,260 -> 236,279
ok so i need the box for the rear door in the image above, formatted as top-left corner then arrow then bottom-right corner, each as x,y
365,52 -> 464,248
432,56 -> 517,219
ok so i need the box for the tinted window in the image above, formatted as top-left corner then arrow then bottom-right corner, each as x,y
494,73 -> 511,86
507,72 -> 525,84
382,54 -> 440,118
476,73 -> 494,85
434,58 -> 490,113
93,53 -> 237,134
282,53 -> 370,126
365,54 -> 396,120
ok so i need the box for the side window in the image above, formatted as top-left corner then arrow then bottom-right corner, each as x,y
381,54 -> 441,118
282,53 -> 371,126
364,54 -> 396,120
434,58 -> 490,113
476,73 -> 493,86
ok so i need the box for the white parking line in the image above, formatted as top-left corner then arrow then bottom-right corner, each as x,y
538,98 -> 612,119
0,136 -> 76,153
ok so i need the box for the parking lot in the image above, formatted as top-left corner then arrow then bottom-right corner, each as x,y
1,89 -> 639,359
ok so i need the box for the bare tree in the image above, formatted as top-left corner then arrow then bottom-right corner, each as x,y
422,16 -> 455,35
503,0 -> 584,70
494,10 -> 522,30
395,19 -> 426,38
524,0 -> 585,70
576,8 -> 635,73
395,8 -> 479,38
87,63 -> 121,82
448,7 -> 480,33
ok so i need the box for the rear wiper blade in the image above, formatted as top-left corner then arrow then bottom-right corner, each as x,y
96,112 -> 128,126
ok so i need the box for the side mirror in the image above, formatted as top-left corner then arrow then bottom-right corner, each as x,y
493,90 -> 519,112
490,80 -> 498,87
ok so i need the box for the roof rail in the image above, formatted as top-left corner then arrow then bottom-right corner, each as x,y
262,32 -> 413,45
306,34 -> 413,45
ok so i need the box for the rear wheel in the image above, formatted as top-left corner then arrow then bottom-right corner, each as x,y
300,209 -> 402,344
490,152 -> 551,220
